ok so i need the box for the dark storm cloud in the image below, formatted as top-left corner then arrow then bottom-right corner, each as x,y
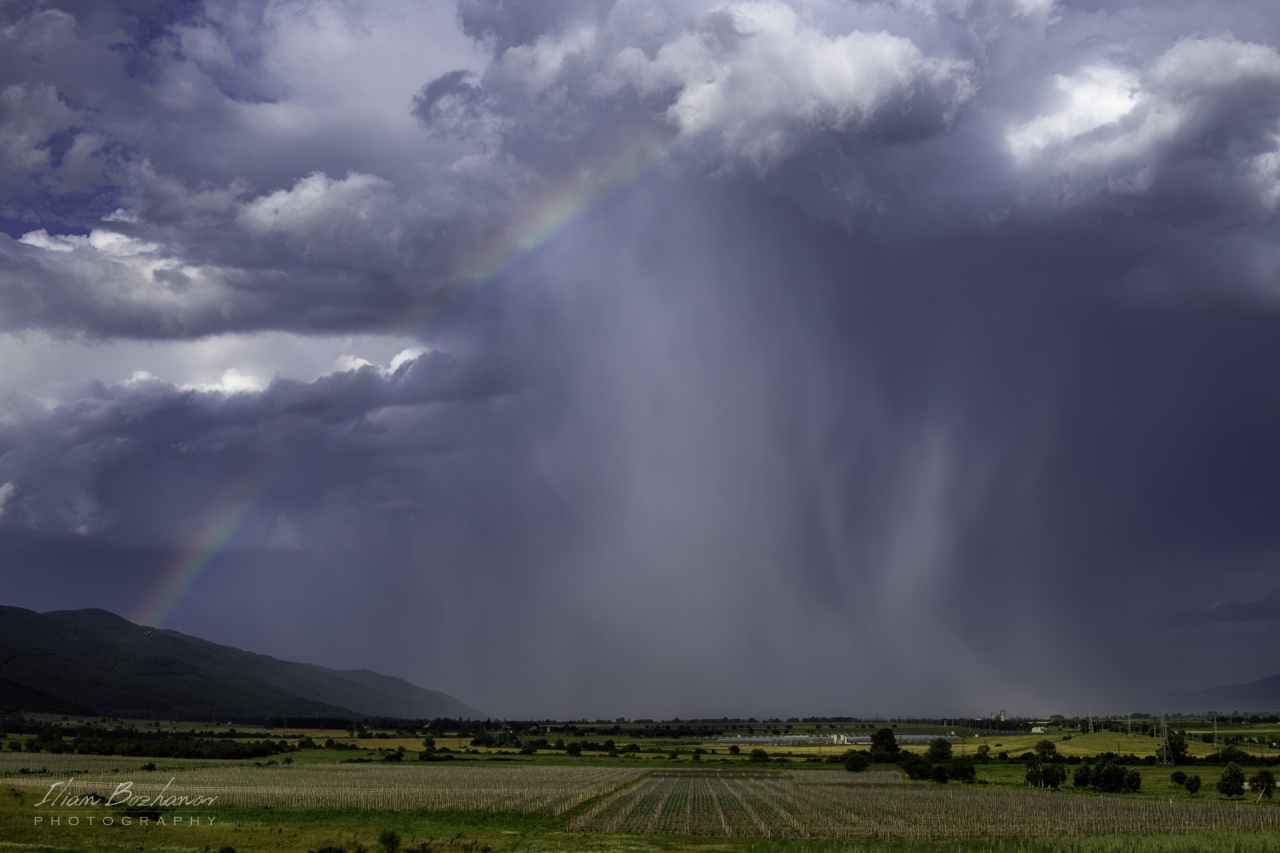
0,0 -> 486,337
4,0 -> 1280,337
0,348 -> 509,538
6,0 -> 1280,716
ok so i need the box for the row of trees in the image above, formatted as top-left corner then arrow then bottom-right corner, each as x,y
837,732 -> 977,784
1205,765 -> 1275,799
6,734 -> 287,760
1069,761 -> 1142,793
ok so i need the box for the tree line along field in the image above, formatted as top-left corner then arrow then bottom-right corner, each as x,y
6,730 -> 1271,766
7,714 -> 1280,766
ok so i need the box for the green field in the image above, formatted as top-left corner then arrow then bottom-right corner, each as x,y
5,716 -> 1280,853
4,758 -> 1280,853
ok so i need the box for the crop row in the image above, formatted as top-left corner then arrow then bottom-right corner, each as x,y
10,764 -> 644,815
567,772 -> 1280,840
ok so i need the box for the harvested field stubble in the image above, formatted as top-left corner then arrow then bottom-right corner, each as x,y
568,772 -> 1280,841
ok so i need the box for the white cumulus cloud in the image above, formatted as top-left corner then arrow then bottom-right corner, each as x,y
603,1 -> 976,167
1007,37 -> 1280,207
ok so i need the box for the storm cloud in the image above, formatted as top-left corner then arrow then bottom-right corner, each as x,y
3,0 -> 1280,718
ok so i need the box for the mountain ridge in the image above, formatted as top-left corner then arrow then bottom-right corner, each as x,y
0,606 -> 480,720
1140,672 -> 1280,713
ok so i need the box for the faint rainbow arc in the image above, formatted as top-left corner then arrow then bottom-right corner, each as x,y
136,460 -> 290,627
137,134 -> 670,629
396,134 -> 668,336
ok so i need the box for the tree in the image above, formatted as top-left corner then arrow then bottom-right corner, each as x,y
1044,764 -> 1067,789
1122,769 -> 1142,793
728,745 -> 740,755
1073,764 -> 1092,788
421,738 -> 435,751
1026,762 -> 1064,789
976,744 -> 991,762
1166,732 -> 1189,762
925,738 -> 953,763
377,830 -> 401,853
566,742 -> 582,756
870,728 -> 900,760
1185,775 -> 1202,795
1248,769 -> 1275,799
901,755 -> 932,780
948,757 -> 977,783
1025,763 -> 1044,788
749,749 -> 770,763
930,764 -> 949,784
1217,762 -> 1245,798
1170,771 -> 1187,786
1034,740 -> 1058,762
1096,763 -> 1127,793
843,751 -> 871,773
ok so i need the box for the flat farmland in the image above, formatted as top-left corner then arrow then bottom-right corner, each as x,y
8,763 -> 644,814
568,770 -> 1280,841
8,760 -> 1280,853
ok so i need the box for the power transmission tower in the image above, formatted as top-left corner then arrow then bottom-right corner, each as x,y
1156,716 -> 1175,767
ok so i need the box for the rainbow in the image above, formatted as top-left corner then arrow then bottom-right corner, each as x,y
136,467 -> 284,628
136,131 -> 670,628
396,131 -> 669,336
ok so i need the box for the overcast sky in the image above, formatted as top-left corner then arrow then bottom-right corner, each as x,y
4,0 -> 1280,719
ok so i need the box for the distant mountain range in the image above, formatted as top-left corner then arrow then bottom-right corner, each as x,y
1141,673 -> 1280,714
0,606 -> 480,720
1140,586 -> 1280,713
1173,587 -> 1280,625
